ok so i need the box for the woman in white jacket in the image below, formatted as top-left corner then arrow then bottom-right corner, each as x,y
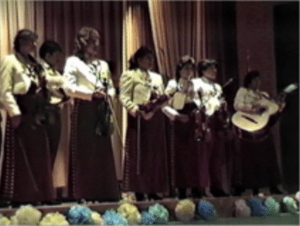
63,27 -> 119,203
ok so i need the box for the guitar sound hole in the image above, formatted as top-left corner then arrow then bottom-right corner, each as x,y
241,115 -> 258,124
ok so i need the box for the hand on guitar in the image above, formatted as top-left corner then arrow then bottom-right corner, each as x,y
175,114 -> 189,123
92,90 -> 107,100
252,105 -> 267,115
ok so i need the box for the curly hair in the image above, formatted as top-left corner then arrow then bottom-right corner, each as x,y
14,29 -> 38,52
197,59 -> 218,77
175,55 -> 195,81
74,27 -> 100,60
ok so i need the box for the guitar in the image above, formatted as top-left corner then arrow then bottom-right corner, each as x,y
232,83 -> 298,133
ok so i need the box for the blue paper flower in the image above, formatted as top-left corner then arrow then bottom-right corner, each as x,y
103,210 -> 129,225
247,199 -> 268,217
67,206 -> 93,225
141,212 -> 156,225
198,201 -> 217,221
148,204 -> 169,224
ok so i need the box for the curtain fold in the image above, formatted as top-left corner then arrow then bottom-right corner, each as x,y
148,1 -> 206,78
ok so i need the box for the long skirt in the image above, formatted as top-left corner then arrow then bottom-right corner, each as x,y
0,96 -> 55,203
168,104 -> 199,190
235,133 -> 281,188
196,128 -> 233,194
123,111 -> 169,194
68,99 -> 119,201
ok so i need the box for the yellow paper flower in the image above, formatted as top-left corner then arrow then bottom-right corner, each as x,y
117,203 -> 141,225
10,216 -> 19,225
175,199 -> 196,222
15,205 -> 42,225
91,212 -> 105,225
40,212 -> 69,226
0,217 -> 12,225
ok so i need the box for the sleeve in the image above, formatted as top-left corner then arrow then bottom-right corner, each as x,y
162,106 -> 179,121
62,58 -> 93,101
164,79 -> 177,96
0,56 -> 21,117
234,88 -> 252,111
103,62 -> 115,98
119,71 -> 139,116
46,74 -> 66,88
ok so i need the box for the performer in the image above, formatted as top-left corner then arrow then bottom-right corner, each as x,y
233,70 -> 283,195
119,46 -> 169,201
0,30 -> 55,206
39,41 -> 66,167
162,56 -> 202,199
63,27 -> 119,202
194,59 -> 231,197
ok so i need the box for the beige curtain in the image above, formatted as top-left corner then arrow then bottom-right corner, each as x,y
148,1 -> 206,78
0,0 -> 35,183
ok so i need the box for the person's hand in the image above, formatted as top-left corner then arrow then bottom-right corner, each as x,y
11,115 -> 22,129
252,105 -> 267,114
92,90 -> 107,100
175,114 -> 189,123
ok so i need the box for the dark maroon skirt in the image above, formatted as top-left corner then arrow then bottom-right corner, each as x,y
0,97 -> 55,203
168,104 -> 199,189
123,111 -> 169,194
235,133 -> 281,188
195,124 -> 234,194
68,99 -> 119,201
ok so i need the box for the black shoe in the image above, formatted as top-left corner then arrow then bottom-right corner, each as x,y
191,188 -> 203,199
148,193 -> 163,201
178,188 -> 187,199
253,188 -> 259,196
270,186 -> 283,195
135,193 -> 146,201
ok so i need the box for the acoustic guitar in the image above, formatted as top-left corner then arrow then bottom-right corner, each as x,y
232,83 -> 298,133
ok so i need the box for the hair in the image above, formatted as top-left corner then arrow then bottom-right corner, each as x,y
39,41 -> 62,59
74,27 -> 100,60
197,59 -> 218,77
175,55 -> 195,81
129,46 -> 153,70
244,70 -> 260,88
14,29 -> 38,52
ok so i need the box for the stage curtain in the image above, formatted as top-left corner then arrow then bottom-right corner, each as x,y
148,1 -> 206,78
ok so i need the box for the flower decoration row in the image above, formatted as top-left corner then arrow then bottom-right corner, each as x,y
0,192 -> 299,225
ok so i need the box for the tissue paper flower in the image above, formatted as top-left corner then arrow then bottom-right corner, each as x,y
175,199 -> 196,222
264,197 -> 280,216
283,196 -> 299,215
247,199 -> 268,217
295,191 -> 300,203
198,201 -> 217,221
0,216 -> 12,225
103,210 -> 129,225
148,204 -> 169,224
67,205 -> 93,225
14,205 -> 42,225
234,199 -> 251,217
40,212 -> 69,226
91,212 -> 105,225
141,212 -> 156,225
117,203 -> 141,225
